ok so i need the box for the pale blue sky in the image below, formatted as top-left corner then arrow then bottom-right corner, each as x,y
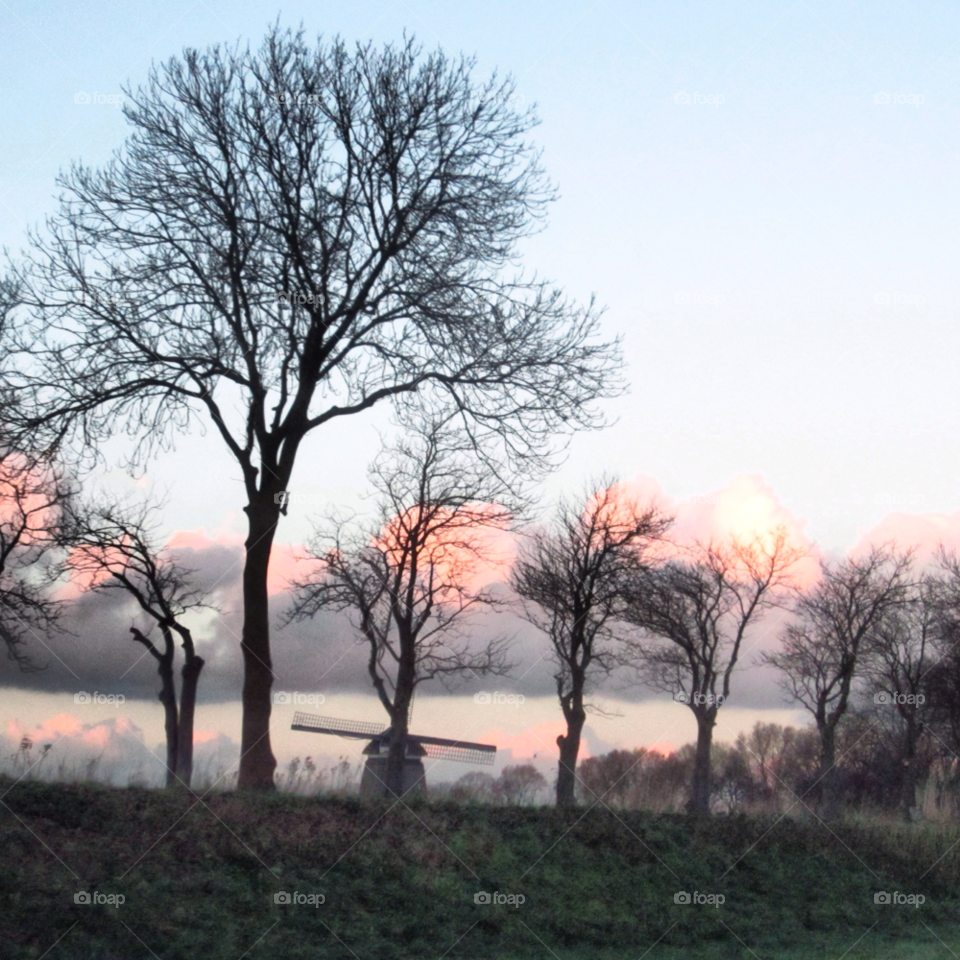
3,0 -> 960,552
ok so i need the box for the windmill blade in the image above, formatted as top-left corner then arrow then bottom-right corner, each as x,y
412,734 -> 497,766
421,742 -> 496,765
291,712 -> 387,739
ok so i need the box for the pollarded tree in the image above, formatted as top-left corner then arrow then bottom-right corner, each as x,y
9,29 -> 621,788
623,529 -> 804,814
63,497 -> 210,787
511,483 -> 671,807
286,419 -> 515,797
762,546 -> 912,819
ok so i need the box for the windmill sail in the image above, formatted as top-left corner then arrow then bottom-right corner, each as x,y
420,740 -> 496,766
291,711 -> 496,765
291,712 -> 387,738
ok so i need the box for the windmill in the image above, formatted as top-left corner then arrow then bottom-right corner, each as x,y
291,710 -> 496,798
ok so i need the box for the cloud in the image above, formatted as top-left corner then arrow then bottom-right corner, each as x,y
852,509 -> 960,564
1,712 -> 239,787
6,474 -> 941,716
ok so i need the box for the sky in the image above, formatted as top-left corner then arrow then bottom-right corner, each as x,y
2,0 -> 960,784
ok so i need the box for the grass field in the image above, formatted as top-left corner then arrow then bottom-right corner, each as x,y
3,776 -> 960,959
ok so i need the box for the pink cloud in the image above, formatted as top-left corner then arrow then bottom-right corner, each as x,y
479,721 -> 590,762
6,713 -> 145,760
165,528 -> 320,595
852,510 -> 960,565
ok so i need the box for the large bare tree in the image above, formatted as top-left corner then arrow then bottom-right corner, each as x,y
8,29 -> 621,787
762,547 -> 912,819
0,282 -> 74,672
0,452 -> 73,673
286,420 -> 514,796
510,483 -> 671,807
63,497 -> 210,787
623,529 -> 804,814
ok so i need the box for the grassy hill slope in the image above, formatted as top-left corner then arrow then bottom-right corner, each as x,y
3,777 -> 960,959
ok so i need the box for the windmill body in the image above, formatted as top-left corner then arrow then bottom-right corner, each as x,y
291,711 -> 496,798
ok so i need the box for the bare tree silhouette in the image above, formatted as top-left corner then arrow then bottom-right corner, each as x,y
624,528 -> 804,814
286,419 -> 514,796
511,482 -> 670,807
8,29 -> 621,787
63,497 -> 211,787
763,546 -> 912,819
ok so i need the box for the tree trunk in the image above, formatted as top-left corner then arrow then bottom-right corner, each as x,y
175,653 -> 204,789
687,713 -> 715,814
157,655 -> 178,788
384,669 -> 415,797
818,723 -> 839,820
556,710 -> 585,807
237,498 -> 279,790
900,717 -> 919,823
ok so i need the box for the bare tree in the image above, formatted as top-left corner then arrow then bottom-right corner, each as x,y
286,420 -> 514,797
63,497 -> 210,787
623,528 -> 804,814
511,483 -> 671,807
762,546 -> 912,819
493,764 -> 547,805
0,451 -> 73,673
9,29 -> 621,789
0,282 -> 73,671
862,563 -> 943,822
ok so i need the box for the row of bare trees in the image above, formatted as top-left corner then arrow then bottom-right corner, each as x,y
1,27 -> 622,791
3,25 -> 959,820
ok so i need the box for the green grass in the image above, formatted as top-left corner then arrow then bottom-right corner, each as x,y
3,777 -> 960,959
